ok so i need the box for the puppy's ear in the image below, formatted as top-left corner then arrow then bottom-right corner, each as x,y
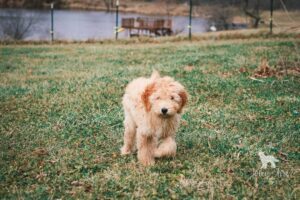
141,83 -> 156,112
178,89 -> 188,113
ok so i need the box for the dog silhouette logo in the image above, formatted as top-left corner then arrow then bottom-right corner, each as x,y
258,151 -> 279,169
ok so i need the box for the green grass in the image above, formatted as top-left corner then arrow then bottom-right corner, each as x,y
0,39 -> 299,199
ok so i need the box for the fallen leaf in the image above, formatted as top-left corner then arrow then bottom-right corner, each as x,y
48,159 -> 58,164
253,58 -> 276,78
33,148 -> 49,157
222,168 -> 233,174
239,67 -> 247,73
184,65 -> 194,72
181,120 -> 188,126
84,184 -> 92,193
71,181 -> 84,187
218,72 -> 232,78
36,172 -> 47,181
264,116 -> 273,121
27,68 -> 33,75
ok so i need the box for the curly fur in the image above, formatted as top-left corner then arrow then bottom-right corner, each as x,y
120,71 -> 188,166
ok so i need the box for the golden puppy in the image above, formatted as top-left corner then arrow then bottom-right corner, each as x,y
121,71 -> 188,166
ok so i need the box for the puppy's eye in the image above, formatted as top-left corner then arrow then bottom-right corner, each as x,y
156,97 -> 160,100
171,96 -> 174,100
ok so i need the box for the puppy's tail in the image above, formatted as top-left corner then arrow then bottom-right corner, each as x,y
150,70 -> 160,80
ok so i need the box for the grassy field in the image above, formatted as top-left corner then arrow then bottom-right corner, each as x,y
0,38 -> 299,199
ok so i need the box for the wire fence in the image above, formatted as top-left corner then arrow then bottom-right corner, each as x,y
0,1 -> 298,41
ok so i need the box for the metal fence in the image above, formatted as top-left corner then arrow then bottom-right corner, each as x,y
0,0 -> 297,41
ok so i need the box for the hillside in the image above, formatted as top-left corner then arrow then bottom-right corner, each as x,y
1,38 -> 299,199
1,0 -> 300,17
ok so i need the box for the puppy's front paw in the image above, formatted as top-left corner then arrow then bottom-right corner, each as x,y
120,146 -> 132,155
154,149 -> 162,158
138,153 -> 155,166
139,157 -> 155,166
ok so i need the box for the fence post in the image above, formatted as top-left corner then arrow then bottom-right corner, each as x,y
115,0 -> 119,40
189,0 -> 192,40
51,3 -> 54,42
270,0 -> 273,34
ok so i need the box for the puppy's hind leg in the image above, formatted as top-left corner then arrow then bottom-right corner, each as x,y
154,137 -> 177,158
120,112 -> 136,155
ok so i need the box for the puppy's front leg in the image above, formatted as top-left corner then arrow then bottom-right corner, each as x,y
154,137 -> 177,158
137,132 -> 156,166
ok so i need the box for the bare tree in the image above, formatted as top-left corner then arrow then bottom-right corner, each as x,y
103,0 -> 113,12
206,5 -> 236,31
243,0 -> 261,28
0,10 -> 40,40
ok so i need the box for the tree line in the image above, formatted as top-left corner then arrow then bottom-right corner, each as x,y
1,0 -> 300,10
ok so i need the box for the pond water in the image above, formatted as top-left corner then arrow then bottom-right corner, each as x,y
0,9 -> 208,41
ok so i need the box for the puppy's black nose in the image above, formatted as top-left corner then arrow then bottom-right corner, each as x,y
161,108 -> 168,114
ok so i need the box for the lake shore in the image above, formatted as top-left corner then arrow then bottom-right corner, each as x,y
1,28 -> 299,45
